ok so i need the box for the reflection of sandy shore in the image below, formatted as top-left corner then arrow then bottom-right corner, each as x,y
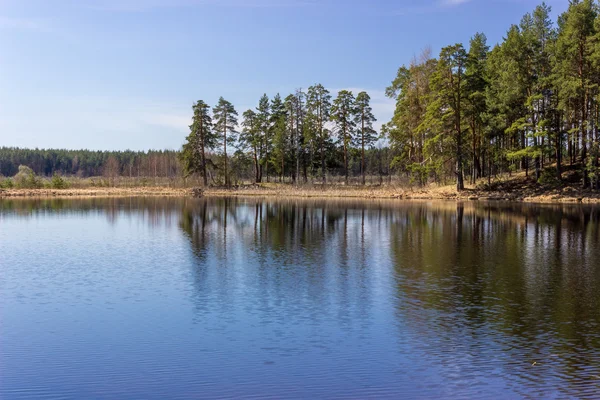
1,183 -> 600,203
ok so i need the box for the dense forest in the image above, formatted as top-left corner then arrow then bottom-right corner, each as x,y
2,1 -> 600,191
385,0 -> 600,190
0,147 -> 181,179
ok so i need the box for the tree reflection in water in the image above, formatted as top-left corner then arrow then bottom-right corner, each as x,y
3,197 -> 600,397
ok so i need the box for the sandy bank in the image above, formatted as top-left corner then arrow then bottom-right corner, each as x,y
2,183 -> 600,204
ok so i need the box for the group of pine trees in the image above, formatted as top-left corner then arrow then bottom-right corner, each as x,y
385,1 -> 600,190
181,88 -> 378,186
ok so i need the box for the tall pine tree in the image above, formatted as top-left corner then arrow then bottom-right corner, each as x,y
240,109 -> 261,183
429,44 -> 468,191
181,100 -> 216,186
307,84 -> 332,183
354,91 -> 377,185
331,90 -> 356,184
213,97 -> 238,186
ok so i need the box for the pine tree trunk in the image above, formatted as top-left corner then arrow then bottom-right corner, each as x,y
456,75 -> 464,192
592,104 -> 600,190
361,113 -> 366,186
295,121 -> 300,186
344,126 -> 348,185
224,115 -> 228,187
319,105 -> 326,184
569,123 -> 574,166
321,136 -> 326,184
477,127 -> 482,179
533,111 -> 540,182
379,148 -> 383,185
265,139 -> 269,183
290,115 -> 296,185
471,117 -> 476,185
253,147 -> 259,184
201,131 -> 207,187
556,121 -> 562,180
488,156 -> 492,188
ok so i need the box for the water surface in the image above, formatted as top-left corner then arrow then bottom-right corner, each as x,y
1,197 -> 600,399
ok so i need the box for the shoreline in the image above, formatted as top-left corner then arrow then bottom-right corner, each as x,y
2,185 -> 600,204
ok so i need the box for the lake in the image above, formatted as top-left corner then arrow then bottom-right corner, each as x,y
1,197 -> 600,399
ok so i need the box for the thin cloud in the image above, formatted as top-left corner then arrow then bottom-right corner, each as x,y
0,94 -> 193,151
392,0 -> 473,16
86,0 -> 318,12
144,113 -> 191,131
0,16 -> 51,31
439,0 -> 472,5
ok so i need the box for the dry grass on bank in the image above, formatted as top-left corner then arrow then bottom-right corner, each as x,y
2,169 -> 600,203
0,187 -> 189,198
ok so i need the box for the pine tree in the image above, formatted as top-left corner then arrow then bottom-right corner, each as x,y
270,94 -> 288,182
531,3 -> 557,179
212,97 -> 238,186
307,84 -> 332,183
554,0 -> 597,187
331,90 -> 356,184
499,25 -> 531,176
284,94 -> 298,183
240,109 -> 261,183
590,4 -> 600,188
354,91 -> 377,185
429,44 -> 468,191
384,49 -> 436,185
181,100 -> 216,186
296,89 -> 307,183
465,33 -> 489,184
256,94 -> 271,182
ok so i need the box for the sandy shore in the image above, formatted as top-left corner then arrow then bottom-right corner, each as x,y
2,183 -> 600,203
207,186 -> 600,203
0,187 -> 189,198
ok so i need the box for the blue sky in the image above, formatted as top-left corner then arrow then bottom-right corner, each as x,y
0,0 -> 568,151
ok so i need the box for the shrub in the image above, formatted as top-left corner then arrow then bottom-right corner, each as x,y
538,168 -> 561,187
586,145 -> 600,188
0,177 -> 14,189
14,165 -> 43,189
51,174 -> 69,189
90,178 -> 110,187
476,180 -> 502,191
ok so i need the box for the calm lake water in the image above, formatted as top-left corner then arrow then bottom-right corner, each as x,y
1,197 -> 600,399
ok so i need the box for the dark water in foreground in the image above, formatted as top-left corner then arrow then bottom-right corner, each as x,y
1,197 -> 600,399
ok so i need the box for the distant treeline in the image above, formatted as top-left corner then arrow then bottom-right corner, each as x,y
0,146 -> 395,186
0,147 -> 181,179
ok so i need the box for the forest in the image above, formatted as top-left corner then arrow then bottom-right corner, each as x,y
385,0 -> 600,190
2,1 -> 599,191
